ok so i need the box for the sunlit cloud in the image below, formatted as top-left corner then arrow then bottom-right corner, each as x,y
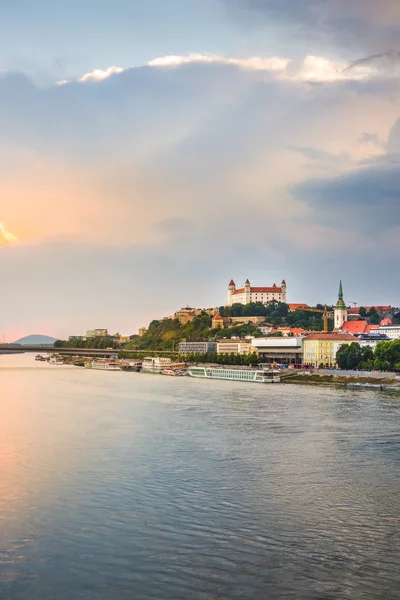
148,53 -> 290,72
0,222 -> 18,246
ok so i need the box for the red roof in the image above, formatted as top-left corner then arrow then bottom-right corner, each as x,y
228,279 -> 235,286
288,303 -> 309,310
281,279 -> 286,284
245,279 -> 250,284
365,324 -> 379,334
305,333 -> 356,341
380,318 -> 392,326
342,321 -> 368,334
232,286 -> 283,295
213,313 -> 223,320
365,306 -> 391,311
348,307 -> 360,315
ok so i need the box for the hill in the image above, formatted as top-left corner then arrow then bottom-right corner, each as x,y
13,334 -> 58,346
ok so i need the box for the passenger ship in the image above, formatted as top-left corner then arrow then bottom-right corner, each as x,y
188,367 -> 281,383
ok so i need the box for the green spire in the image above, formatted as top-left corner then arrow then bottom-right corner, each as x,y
338,280 -> 343,300
336,280 -> 346,309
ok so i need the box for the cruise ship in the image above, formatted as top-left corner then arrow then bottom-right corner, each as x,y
188,366 -> 281,383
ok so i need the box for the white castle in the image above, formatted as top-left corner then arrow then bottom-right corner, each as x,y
227,279 -> 287,306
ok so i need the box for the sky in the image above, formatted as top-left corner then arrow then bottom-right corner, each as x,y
1,0 -> 400,340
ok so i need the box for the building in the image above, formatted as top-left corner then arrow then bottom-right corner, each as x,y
179,341 -> 217,355
212,314 -> 224,329
138,327 -> 147,337
86,328 -> 109,338
358,333 -> 390,349
227,279 -> 287,306
303,333 -> 356,368
288,303 -> 309,311
174,307 -> 197,324
276,327 -> 310,337
374,324 -> 400,340
251,337 -> 303,364
334,281 -> 348,330
119,335 -> 131,344
217,339 -> 253,355
228,316 -> 265,326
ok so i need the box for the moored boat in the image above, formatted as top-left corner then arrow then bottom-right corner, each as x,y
188,366 -> 281,383
35,354 -> 47,361
90,360 -> 121,371
49,356 -> 64,365
161,369 -> 186,376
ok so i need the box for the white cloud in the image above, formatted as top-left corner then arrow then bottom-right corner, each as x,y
0,222 -> 18,246
55,53 -> 396,87
79,66 -> 125,82
147,53 -> 290,72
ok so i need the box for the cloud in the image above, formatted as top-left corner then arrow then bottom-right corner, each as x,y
295,158 -> 400,235
0,222 -> 18,246
224,0 -> 400,51
57,66 -> 125,85
1,56 -> 400,339
147,53 -> 290,72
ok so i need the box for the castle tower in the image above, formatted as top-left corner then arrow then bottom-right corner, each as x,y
244,279 -> 251,304
281,279 -> 287,303
227,279 -> 236,306
334,280 -> 348,330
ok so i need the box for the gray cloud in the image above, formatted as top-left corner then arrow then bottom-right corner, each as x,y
224,0 -> 400,51
295,158 -> 400,233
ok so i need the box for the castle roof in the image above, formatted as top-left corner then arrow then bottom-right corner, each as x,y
245,279 -> 250,284
228,279 -> 235,286
281,279 -> 286,284
213,313 -> 223,320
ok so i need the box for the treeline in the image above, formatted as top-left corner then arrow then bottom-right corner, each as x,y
220,301 -> 332,330
336,340 -> 400,371
54,337 -> 119,349
124,313 -> 264,351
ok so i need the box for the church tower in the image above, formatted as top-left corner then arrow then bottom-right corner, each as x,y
227,280 -> 236,306
334,280 -> 348,330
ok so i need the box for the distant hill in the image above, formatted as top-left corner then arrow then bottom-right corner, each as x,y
13,334 -> 58,346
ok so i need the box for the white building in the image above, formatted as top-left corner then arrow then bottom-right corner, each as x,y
227,279 -> 286,306
374,325 -> 400,340
251,337 -> 303,364
217,339 -> 253,355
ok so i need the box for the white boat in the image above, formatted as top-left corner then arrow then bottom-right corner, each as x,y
188,366 -> 281,383
142,357 -> 173,374
161,369 -> 186,376
35,354 -> 47,361
90,361 -> 121,371
49,356 -> 64,365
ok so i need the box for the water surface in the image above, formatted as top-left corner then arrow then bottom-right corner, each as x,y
1,354 -> 399,599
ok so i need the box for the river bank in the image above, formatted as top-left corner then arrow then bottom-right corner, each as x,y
282,371 -> 400,390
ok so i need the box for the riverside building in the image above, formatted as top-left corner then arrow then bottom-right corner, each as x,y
227,279 -> 287,306
179,341 -> 217,355
302,333 -> 356,368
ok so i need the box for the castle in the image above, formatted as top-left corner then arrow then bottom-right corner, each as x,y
227,279 -> 287,306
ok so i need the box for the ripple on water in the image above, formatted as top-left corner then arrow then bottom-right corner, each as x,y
0,355 -> 399,600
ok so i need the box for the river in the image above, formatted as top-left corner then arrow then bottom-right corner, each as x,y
0,354 -> 399,599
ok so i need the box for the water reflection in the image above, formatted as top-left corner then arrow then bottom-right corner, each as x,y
0,354 -> 399,599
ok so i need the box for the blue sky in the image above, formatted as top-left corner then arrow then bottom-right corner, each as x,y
0,0 -> 400,339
